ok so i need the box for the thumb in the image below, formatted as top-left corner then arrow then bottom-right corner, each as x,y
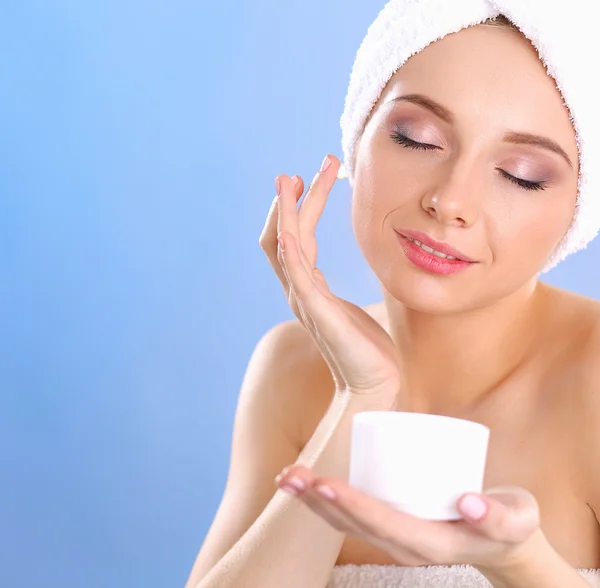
457,486 -> 540,544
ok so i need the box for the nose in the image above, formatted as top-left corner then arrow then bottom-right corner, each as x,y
421,165 -> 480,227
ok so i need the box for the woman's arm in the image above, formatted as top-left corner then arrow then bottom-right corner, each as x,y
195,399 -> 379,588
185,321 -> 304,585
187,321 -> 392,588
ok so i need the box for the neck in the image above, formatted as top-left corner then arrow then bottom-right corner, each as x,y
382,279 -> 546,415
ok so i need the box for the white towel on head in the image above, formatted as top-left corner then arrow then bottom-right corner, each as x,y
339,0 -> 595,272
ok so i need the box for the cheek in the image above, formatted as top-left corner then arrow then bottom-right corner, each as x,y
351,182 -> 381,259
352,133 -> 422,218
351,135 -> 439,263
488,191 -> 576,265
352,138 -> 386,247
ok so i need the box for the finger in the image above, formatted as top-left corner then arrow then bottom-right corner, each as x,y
277,246 -> 317,331
260,175 -> 302,292
278,176 -> 319,281
279,232 -> 335,300
458,487 -> 540,544
277,231 -> 343,326
276,466 -> 365,536
259,196 -> 287,289
275,177 -> 353,391
278,232 -> 346,388
309,475 -> 456,557
278,230 -> 370,386
262,175 -> 302,260
277,175 -> 301,246
279,229 -> 390,372
263,179 -> 345,390
298,154 -> 340,244
300,487 -> 426,561
284,468 -> 440,565
296,155 -> 340,269
279,167 -> 340,296
299,487 -> 367,537
292,175 -> 305,198
275,464 -> 317,487
274,464 -> 295,487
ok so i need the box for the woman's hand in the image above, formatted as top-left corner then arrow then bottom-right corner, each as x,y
275,464 -> 543,571
259,154 -> 401,406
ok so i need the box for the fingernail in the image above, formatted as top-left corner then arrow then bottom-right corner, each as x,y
281,484 -> 299,496
274,177 -> 281,196
460,495 -> 487,520
284,476 -> 307,492
320,155 -> 332,173
314,484 -> 337,500
277,235 -> 285,252
291,175 -> 299,186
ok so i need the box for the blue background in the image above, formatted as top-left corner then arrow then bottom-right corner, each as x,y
2,2 -> 598,587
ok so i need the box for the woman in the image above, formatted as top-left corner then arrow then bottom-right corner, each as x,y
188,2 -> 600,587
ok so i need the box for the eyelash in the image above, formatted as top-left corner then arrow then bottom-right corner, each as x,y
391,131 -> 439,151
495,168 -> 546,192
390,131 -> 547,192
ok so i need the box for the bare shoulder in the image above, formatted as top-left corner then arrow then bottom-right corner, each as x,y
535,283 -> 600,387
271,301 -> 388,449
557,286 -> 600,395
542,285 -> 600,513
539,285 -> 600,440
539,282 -> 600,353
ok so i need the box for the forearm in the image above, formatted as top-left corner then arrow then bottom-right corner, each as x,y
476,531 -> 592,588
194,392 -> 390,588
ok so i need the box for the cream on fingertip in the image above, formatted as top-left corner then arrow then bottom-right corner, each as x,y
336,163 -> 348,180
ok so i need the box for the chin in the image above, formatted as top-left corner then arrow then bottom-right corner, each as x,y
378,261 -> 539,315
371,249 -> 492,313
382,271 -> 480,315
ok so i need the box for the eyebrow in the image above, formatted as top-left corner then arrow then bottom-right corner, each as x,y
390,93 -> 573,168
502,132 -> 573,168
391,94 -> 454,124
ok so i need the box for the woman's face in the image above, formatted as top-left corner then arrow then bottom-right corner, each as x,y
352,23 -> 579,314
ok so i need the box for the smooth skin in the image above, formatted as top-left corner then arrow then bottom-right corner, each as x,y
187,21 -> 600,588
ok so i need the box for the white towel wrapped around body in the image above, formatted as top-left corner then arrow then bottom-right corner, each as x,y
327,564 -> 600,587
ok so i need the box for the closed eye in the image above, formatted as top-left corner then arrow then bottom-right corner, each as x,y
390,132 -> 440,151
496,168 -> 546,192
391,131 -> 547,192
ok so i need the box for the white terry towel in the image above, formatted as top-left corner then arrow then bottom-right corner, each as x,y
327,564 -> 600,587
339,0 -> 596,272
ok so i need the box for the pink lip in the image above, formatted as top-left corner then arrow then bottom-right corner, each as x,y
396,229 -> 475,262
395,229 -> 476,276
